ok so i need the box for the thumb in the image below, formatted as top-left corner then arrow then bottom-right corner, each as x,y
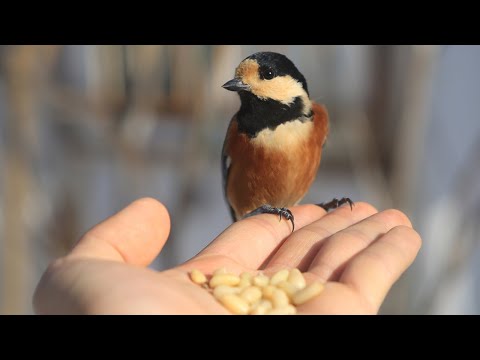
69,197 -> 171,266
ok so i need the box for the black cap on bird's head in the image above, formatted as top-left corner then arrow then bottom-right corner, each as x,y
222,52 -> 310,104
222,52 -> 314,137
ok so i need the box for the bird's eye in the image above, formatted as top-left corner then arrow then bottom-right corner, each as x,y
260,66 -> 276,80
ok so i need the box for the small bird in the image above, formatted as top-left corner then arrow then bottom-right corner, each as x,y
221,51 -> 352,231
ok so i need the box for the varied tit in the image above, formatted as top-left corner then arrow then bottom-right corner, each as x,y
222,51 -> 352,231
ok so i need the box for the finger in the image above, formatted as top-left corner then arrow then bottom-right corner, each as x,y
340,225 -> 422,312
187,204 -> 326,271
308,209 -> 412,281
296,282 -> 376,315
264,202 -> 378,272
69,197 -> 171,266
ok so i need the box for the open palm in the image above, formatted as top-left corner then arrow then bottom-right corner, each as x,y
34,198 -> 421,314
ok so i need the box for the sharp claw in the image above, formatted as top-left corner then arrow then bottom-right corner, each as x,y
347,198 -> 354,210
316,197 -> 354,212
289,215 -> 295,232
244,205 -> 295,232
282,209 -> 295,232
288,210 -> 295,232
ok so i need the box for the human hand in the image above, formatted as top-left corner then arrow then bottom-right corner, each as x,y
33,197 -> 421,314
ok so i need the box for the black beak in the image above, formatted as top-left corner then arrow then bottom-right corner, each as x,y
222,78 -> 251,92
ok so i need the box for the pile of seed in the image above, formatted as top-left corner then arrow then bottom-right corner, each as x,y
190,267 -> 324,315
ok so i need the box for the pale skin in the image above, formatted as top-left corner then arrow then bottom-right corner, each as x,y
33,198 -> 421,314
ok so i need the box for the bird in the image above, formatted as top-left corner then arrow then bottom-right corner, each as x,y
221,51 -> 352,231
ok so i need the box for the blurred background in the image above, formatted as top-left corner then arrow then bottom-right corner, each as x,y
0,45 -> 479,314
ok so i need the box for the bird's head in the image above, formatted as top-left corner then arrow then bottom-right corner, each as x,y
222,52 -> 311,108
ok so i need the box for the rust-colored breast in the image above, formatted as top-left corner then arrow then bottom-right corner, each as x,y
225,102 -> 329,219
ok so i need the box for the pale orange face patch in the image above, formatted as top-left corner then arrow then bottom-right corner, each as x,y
235,59 -> 311,108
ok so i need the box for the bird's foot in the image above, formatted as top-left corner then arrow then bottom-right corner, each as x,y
317,197 -> 354,212
243,204 -> 295,232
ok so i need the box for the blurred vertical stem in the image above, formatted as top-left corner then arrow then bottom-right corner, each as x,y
2,46 -> 36,313
1,45 -> 57,314
391,45 -> 440,214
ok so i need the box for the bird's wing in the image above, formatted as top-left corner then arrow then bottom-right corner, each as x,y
311,102 -> 329,147
222,117 -> 237,222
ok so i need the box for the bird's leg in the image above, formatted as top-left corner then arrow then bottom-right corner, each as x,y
243,204 -> 295,232
317,197 -> 354,212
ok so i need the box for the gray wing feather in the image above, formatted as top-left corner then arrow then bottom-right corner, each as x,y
222,120 -> 237,222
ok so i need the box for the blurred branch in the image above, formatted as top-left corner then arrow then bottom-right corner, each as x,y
412,135 -> 480,314
1,45 -> 60,314
390,45 -> 440,215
